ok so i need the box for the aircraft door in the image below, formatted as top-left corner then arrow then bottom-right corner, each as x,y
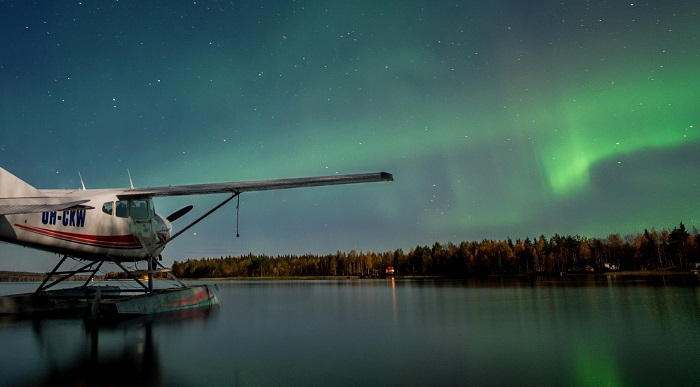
128,199 -> 156,250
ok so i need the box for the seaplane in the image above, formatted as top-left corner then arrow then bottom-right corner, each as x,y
0,166 -> 392,318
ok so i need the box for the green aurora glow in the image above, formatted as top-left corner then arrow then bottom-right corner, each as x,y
533,66 -> 699,197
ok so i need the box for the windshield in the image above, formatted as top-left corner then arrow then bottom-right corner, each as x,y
112,199 -> 154,220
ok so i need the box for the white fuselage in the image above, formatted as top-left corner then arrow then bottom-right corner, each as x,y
0,191 -> 171,262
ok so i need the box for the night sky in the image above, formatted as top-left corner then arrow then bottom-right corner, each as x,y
1,1 -> 699,271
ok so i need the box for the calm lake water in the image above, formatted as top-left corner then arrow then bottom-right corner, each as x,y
0,276 -> 699,386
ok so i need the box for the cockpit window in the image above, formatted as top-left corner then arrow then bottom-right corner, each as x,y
130,199 -> 150,220
102,201 -> 113,215
114,199 -> 153,219
116,200 -> 129,218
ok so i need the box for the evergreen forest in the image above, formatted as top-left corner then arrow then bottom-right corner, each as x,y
171,223 -> 700,278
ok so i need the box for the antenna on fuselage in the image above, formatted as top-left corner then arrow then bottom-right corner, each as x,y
78,171 -> 86,190
127,169 -> 135,189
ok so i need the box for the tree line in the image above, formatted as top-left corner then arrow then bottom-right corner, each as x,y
0,271 -> 96,282
0,271 -> 47,282
171,223 -> 700,278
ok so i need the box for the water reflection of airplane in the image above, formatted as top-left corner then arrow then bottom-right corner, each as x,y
24,308 -> 215,386
0,167 -> 392,317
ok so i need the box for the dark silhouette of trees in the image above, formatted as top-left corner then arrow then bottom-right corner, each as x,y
171,223 -> 700,278
668,223 -> 691,268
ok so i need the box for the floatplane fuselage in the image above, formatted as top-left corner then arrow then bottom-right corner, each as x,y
0,166 -> 392,317
1,191 -> 170,262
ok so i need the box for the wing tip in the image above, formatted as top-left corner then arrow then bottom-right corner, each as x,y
380,172 -> 394,181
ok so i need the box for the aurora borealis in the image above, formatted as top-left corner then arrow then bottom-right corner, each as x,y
1,1 -> 698,270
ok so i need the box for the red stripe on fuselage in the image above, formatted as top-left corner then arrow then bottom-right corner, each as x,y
14,224 -> 143,249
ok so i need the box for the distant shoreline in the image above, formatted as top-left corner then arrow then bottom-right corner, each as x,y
161,270 -> 700,281
564,269 -> 695,276
0,270 -> 696,283
0,271 -> 97,283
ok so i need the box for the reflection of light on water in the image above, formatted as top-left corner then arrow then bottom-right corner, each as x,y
3,279 -> 698,386
572,338 -> 623,387
390,277 -> 397,322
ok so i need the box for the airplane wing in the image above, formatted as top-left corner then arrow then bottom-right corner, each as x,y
117,172 -> 393,198
0,198 -> 91,215
0,172 -> 392,214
